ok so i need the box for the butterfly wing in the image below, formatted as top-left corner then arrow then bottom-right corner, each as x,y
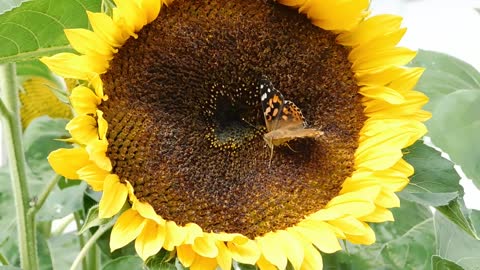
277,100 -> 307,130
259,76 -> 285,132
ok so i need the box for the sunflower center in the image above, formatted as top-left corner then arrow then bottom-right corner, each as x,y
99,0 -> 366,238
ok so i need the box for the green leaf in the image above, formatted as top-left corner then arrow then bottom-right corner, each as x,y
0,266 -> 23,270
472,210 -> 480,234
79,205 -> 109,234
0,0 -> 102,64
46,233 -> 80,270
23,116 -> 70,181
323,199 -> 435,270
102,256 -> 144,270
235,262 -> 258,270
145,250 -> 176,270
37,182 -> 86,221
0,0 -> 30,15
431,256 -> 464,270
0,168 -> 16,245
434,211 -> 480,270
436,199 -> 479,240
409,50 -> 480,188
401,141 -> 462,206
16,59 -> 58,83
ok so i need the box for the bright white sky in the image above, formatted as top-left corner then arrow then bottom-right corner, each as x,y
1,0 -> 480,209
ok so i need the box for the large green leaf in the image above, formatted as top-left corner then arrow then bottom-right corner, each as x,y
410,50 -> 480,188
0,0 -> 102,64
431,256 -> 464,270
102,256 -> 144,270
401,141 -> 478,238
434,211 -> 480,270
23,116 -> 70,182
401,141 -> 462,206
323,200 -> 435,270
46,233 -> 80,270
37,182 -> 86,221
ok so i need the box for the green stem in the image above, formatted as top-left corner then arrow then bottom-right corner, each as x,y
87,243 -> 99,270
27,174 -> 62,216
0,252 -> 9,265
0,63 -> 38,270
74,212 -> 88,270
70,220 -> 114,270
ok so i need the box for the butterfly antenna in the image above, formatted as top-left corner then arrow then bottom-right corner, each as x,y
241,118 -> 262,132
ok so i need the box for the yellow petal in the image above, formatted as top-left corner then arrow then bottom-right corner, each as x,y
86,139 -> 112,171
76,163 -> 109,191
349,28 -> 407,61
375,190 -> 400,208
135,219 -> 166,260
163,221 -> 187,251
70,86 -> 101,115
132,199 -> 164,224
328,216 -> 367,236
304,0 -> 369,31
183,223 -> 203,244
216,241 -> 233,270
190,256 -> 217,270
352,47 -> 417,72
192,236 -> 218,258
344,221 -> 376,245
99,174 -> 128,218
359,85 -> 405,104
40,53 -> 108,80
227,239 -> 260,265
292,220 -> 341,254
113,0 -> 147,34
327,186 -> 381,206
257,233 -> 287,270
110,208 -> 147,251
66,115 -> 98,145
313,201 -> 376,220
360,207 -> 394,223
337,15 -> 403,46
96,110 -> 108,140
301,244 -> 323,270
87,11 -> 129,47
256,255 -> 277,270
276,230 -> 304,270
64,28 -> 116,57
177,244 -> 196,267
139,0 -> 162,23
48,147 -> 90,179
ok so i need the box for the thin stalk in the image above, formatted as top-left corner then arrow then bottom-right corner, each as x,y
0,63 -> 38,270
28,174 -> 62,216
74,212 -> 88,270
0,252 -> 9,265
86,243 -> 99,270
51,215 -> 75,236
70,220 -> 114,270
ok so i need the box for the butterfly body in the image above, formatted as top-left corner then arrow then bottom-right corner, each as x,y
259,76 -> 323,163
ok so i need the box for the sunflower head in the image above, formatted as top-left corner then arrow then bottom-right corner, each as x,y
41,0 -> 430,269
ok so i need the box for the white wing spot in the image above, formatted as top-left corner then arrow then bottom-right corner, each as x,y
267,88 -> 271,93
260,84 -> 264,89
261,93 -> 267,101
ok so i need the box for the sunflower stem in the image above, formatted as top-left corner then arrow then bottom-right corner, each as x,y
70,218 -> 114,270
51,214 -> 75,236
74,211 -> 88,270
28,174 -> 62,216
86,242 -> 100,270
0,252 -> 9,265
0,63 -> 38,270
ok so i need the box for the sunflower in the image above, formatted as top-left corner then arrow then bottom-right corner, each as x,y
41,0 -> 430,269
19,77 -> 72,128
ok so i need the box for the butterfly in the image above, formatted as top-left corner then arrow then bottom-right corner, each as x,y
259,76 -> 323,164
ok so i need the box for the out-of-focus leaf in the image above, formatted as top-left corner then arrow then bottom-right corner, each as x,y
23,116 -> 70,181
437,199 -> 479,240
0,168 -> 16,244
0,0 -> 102,63
431,256 -> 464,270
323,199 -> 435,270
0,0 -> 30,15
0,266 -> 23,270
145,250 -> 176,270
235,262 -> 258,270
410,50 -> 480,188
401,141 -> 462,206
434,211 -> 480,270
102,256 -> 144,270
37,231 -> 53,270
472,210 -> 480,234
16,59 -> 58,83
37,182 -> 86,221
47,233 -> 80,270
79,205 -> 109,234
